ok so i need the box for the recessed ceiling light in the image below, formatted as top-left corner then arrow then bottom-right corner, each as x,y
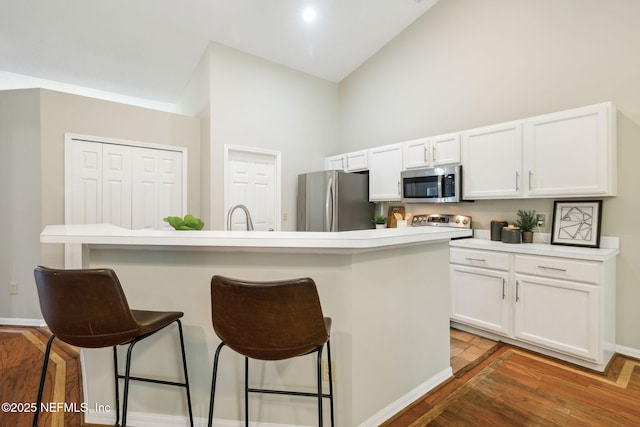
302,7 -> 317,22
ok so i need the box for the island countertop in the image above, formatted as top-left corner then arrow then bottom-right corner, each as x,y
40,223 -> 473,253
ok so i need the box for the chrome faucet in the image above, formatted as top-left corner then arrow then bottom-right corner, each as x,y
226,204 -> 254,231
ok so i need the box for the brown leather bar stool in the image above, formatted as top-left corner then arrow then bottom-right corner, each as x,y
33,266 -> 194,427
208,275 -> 334,426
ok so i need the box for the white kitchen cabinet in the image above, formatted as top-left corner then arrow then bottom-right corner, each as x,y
461,102 -> 616,200
368,143 -> 403,201
449,240 -> 617,371
325,150 -> 368,172
324,154 -> 346,171
403,133 -> 460,170
450,248 -> 510,336
523,102 -> 616,197
344,150 -> 368,172
461,121 -> 523,199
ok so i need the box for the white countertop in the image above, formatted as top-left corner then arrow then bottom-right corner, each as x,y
41,224 -> 473,254
450,237 -> 619,261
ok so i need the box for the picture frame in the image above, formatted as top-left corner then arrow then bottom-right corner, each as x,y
551,200 -> 602,248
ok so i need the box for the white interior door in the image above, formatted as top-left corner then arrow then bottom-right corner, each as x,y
225,146 -> 281,231
102,144 -> 132,228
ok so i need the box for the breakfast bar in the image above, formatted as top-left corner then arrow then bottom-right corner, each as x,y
40,224 -> 471,426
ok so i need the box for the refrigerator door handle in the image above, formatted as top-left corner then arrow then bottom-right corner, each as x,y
326,176 -> 334,232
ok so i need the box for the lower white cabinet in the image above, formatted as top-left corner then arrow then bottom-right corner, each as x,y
450,242 -> 617,371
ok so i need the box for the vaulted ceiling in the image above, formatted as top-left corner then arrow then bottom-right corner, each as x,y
0,0 -> 439,105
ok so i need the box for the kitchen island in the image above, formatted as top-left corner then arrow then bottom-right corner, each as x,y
40,224 -> 471,426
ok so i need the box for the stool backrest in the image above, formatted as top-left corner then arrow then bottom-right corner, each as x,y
34,266 -> 140,348
210,275 -> 329,360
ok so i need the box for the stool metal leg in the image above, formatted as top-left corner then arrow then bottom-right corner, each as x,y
245,356 -> 249,427
316,346 -> 324,426
113,346 -> 120,427
176,320 -> 194,427
32,334 -> 56,427
208,342 -> 226,427
326,340 -> 335,427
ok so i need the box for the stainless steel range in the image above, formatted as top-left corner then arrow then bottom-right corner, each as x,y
410,213 -> 472,229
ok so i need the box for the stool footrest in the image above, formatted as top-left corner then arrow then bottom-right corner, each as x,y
118,374 -> 188,388
248,387 -> 332,399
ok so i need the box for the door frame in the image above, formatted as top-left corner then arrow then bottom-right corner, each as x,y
223,144 -> 282,231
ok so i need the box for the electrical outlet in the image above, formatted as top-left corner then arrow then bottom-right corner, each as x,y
536,214 -> 546,228
322,360 -> 336,382
9,281 -> 18,295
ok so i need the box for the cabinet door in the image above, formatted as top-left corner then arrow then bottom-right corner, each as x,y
403,138 -> 429,169
513,274 -> 599,362
345,150 -> 368,172
524,102 -> 616,197
461,121 -> 523,199
450,265 -> 510,336
325,155 -> 345,171
368,143 -> 403,201
431,133 -> 460,166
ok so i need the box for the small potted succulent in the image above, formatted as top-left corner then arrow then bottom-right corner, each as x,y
373,215 -> 387,229
514,209 -> 537,243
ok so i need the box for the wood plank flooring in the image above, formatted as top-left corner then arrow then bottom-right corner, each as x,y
384,328 -> 640,426
4,325 -> 640,426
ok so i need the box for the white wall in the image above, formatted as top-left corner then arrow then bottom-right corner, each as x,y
338,0 -> 640,349
194,42 -> 340,230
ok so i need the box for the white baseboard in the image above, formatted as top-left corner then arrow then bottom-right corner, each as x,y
85,410 -> 307,427
0,317 -> 46,327
357,366 -> 453,427
615,344 -> 640,360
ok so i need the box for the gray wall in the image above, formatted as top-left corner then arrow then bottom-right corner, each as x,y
0,88 -> 201,318
338,0 -> 640,350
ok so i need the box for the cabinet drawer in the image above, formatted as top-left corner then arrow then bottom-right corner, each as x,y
514,254 -> 601,284
450,248 -> 509,271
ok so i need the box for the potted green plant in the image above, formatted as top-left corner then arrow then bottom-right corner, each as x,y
515,209 -> 537,243
373,215 -> 387,229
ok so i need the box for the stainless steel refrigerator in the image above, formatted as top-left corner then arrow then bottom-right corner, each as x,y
297,170 -> 375,232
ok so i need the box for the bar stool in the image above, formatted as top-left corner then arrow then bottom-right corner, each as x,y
33,266 -> 194,427
208,275 -> 334,426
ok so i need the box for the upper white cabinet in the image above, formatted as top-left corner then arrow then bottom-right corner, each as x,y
325,150 -> 368,172
325,154 -> 345,171
462,102 -> 616,199
461,121 -> 523,199
523,103 -> 616,197
403,133 -> 460,170
368,143 -> 403,201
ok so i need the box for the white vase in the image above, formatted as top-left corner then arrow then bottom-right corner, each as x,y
375,223 -> 386,229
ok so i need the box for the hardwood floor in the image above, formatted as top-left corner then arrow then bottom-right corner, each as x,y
4,325 -> 640,426
384,328 -> 640,426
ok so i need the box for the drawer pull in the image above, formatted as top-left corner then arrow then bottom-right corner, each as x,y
465,257 -> 487,262
538,265 -> 567,272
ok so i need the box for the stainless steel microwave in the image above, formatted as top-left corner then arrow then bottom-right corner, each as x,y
401,164 -> 462,203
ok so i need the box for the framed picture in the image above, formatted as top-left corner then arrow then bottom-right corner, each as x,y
551,200 -> 602,248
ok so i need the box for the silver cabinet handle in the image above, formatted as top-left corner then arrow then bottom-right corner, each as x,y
432,146 -> 437,164
538,265 -> 567,272
515,171 -> 520,191
465,257 -> 487,262
528,170 -> 533,190
398,180 -> 401,195
502,278 -> 506,300
424,146 -> 428,163
516,280 -> 520,302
